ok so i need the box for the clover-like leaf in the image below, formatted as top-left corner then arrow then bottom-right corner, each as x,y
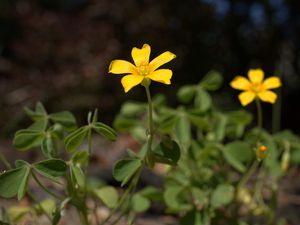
50,111 -> 76,130
92,122 -> 117,141
94,186 -> 118,208
211,184 -> 234,208
13,129 -> 45,151
0,166 -> 30,199
200,70 -> 223,91
64,126 -> 89,152
33,159 -> 67,180
131,193 -> 150,213
223,141 -> 253,172
113,158 -> 142,186
153,139 -> 180,165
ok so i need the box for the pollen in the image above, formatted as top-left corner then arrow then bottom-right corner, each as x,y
138,64 -> 150,76
250,83 -> 264,93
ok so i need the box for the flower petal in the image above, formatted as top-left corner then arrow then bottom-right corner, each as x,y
109,60 -> 136,74
248,69 -> 264,83
121,75 -> 144,93
131,44 -> 151,67
230,76 -> 251,90
258,90 -> 277,104
147,69 -> 172,84
149,51 -> 176,71
238,91 -> 256,106
262,77 -> 281,90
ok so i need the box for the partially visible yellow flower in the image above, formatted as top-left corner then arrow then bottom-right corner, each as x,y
108,44 -> 176,93
256,145 -> 268,160
230,69 -> 281,106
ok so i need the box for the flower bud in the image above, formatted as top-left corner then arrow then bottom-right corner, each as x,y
256,145 -> 267,160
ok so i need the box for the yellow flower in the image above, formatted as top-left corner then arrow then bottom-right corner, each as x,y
230,69 -> 281,106
108,44 -> 176,92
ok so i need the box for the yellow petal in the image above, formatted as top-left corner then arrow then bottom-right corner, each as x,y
258,90 -> 277,104
149,51 -> 176,71
238,91 -> 256,106
147,69 -> 172,84
131,44 -> 151,67
230,76 -> 251,90
262,77 -> 281,89
248,69 -> 264,83
109,60 -> 135,74
121,75 -> 144,93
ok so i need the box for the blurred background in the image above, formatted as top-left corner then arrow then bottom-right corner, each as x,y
0,0 -> 300,136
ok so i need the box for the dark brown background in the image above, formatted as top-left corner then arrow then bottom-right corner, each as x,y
0,0 -> 300,135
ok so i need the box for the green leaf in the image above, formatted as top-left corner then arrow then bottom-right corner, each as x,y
227,110 -> 252,125
120,102 -> 146,116
177,85 -> 196,103
113,116 -> 139,132
159,114 -> 179,133
187,113 -> 209,130
211,184 -> 234,208
92,122 -> 117,141
7,206 -> 31,224
195,88 -> 212,112
138,186 -> 162,201
164,186 -> 182,209
175,112 -> 191,147
13,129 -> 45,151
34,198 -> 56,215
50,111 -> 76,130
94,186 -> 118,208
164,186 -> 191,212
214,114 -> 227,141
0,166 -> 30,198
113,158 -> 142,186
28,117 -> 48,131
223,141 -> 254,172
64,126 -> 89,152
131,193 -> 150,213
70,164 -> 85,188
15,160 -> 29,168
200,70 -> 223,91
72,151 -> 89,167
41,135 -> 56,158
33,159 -> 67,179
153,139 -> 181,165
18,166 -> 30,200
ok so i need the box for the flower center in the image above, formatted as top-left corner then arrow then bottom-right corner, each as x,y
250,82 -> 263,93
137,64 -> 150,76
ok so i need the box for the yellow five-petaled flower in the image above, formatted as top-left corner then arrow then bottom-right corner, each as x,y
230,69 -> 281,106
108,44 -> 176,92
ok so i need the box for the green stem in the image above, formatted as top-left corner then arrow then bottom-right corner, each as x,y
237,160 -> 259,195
32,172 -> 64,200
144,85 -> 154,166
27,191 -> 52,222
0,151 -> 11,170
77,208 -> 89,225
255,98 -> 263,129
99,168 -> 142,225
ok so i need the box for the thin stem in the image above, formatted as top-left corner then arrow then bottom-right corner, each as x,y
27,191 -> 52,222
144,86 -> 154,166
32,172 -> 64,200
255,98 -> 263,129
77,208 -> 89,225
0,151 -> 11,170
237,160 -> 259,195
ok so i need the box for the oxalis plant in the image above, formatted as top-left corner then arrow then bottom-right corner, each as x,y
0,44 -> 300,225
